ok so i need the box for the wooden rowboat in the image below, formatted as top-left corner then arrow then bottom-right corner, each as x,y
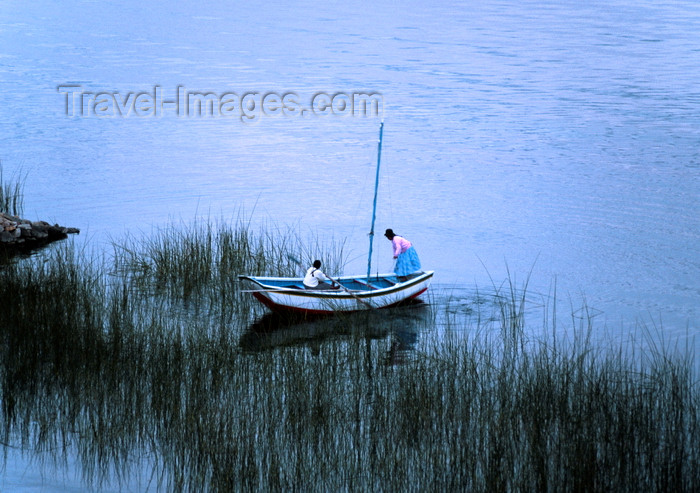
240,123 -> 434,315
238,271 -> 433,315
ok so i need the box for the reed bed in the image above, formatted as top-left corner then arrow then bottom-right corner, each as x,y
0,222 -> 698,492
0,163 -> 24,216
111,218 -> 346,317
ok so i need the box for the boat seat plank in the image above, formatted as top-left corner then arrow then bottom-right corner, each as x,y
367,278 -> 396,288
339,280 -> 372,291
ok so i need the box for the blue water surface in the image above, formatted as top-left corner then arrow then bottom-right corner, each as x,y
1,0 -> 699,486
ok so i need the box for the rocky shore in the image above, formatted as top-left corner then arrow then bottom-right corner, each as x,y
1,212 -> 79,249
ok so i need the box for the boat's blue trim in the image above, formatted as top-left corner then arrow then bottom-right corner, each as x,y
239,271 -> 433,300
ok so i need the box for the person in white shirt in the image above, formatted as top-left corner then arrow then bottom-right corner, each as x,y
303,260 -> 337,290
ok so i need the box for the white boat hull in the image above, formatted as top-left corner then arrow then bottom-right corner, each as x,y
239,271 -> 434,315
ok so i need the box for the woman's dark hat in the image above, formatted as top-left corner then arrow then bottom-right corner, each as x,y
384,228 -> 394,237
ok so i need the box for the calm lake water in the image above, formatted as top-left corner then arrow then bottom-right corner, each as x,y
1,0 -> 699,488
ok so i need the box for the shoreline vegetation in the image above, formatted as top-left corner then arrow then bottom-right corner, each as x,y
0,165 -> 79,250
0,176 -> 698,491
0,164 -> 23,217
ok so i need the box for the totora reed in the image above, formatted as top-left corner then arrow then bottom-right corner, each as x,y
0,214 -> 698,490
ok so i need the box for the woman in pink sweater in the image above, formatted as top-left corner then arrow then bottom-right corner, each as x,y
384,228 -> 422,278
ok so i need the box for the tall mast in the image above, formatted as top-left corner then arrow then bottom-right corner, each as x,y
367,121 -> 384,282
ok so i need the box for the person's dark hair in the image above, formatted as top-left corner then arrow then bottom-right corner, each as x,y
384,228 -> 395,239
313,260 -> 322,268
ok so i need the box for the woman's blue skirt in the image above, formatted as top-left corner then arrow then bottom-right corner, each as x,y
395,246 -> 422,276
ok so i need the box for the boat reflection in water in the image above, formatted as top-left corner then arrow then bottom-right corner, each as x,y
239,299 -> 430,364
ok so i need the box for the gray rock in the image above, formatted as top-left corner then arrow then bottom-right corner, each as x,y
31,222 -> 49,234
0,212 -> 79,250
